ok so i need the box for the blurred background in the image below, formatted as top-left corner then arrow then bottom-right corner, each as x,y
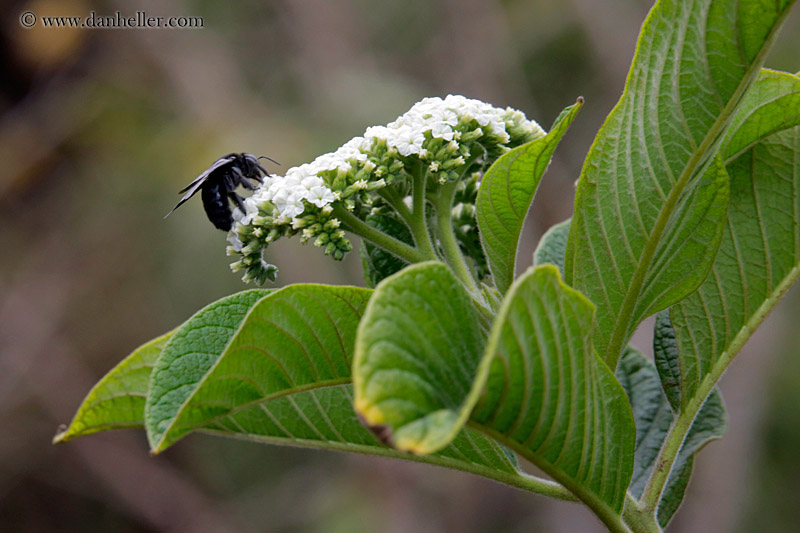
1,0 -> 799,531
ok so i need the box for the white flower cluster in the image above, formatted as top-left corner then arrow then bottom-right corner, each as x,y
227,94 -> 545,284
234,139 -> 368,224
374,94 -> 541,156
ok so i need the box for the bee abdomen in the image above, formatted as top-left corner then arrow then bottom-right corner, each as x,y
201,181 -> 233,231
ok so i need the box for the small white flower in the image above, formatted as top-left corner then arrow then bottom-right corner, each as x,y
301,176 -> 325,190
233,197 -> 259,225
226,231 -> 243,252
394,126 -> 425,156
430,122 -> 454,141
307,186 -> 335,207
365,125 -> 393,140
489,118 -> 507,136
272,189 -> 305,218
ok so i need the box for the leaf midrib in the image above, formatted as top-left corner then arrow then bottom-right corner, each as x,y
154,376 -> 352,453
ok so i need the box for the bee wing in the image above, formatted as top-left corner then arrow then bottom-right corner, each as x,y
164,156 -> 236,218
177,155 -> 236,193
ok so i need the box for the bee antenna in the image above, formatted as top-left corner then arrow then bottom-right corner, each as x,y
258,155 -> 280,165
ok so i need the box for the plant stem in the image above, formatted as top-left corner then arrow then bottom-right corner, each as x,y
332,204 -> 431,264
378,185 -> 439,260
622,493 -> 662,533
409,161 -> 439,259
435,180 -> 478,292
638,263 -> 800,516
470,423 -> 633,533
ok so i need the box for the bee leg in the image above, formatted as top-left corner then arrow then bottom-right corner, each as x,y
256,164 -> 270,177
230,166 -> 246,184
232,166 -> 259,190
230,192 -> 247,213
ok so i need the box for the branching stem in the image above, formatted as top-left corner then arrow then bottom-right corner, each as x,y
332,204 -> 433,264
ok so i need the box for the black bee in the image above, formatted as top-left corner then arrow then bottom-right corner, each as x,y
165,153 -> 276,231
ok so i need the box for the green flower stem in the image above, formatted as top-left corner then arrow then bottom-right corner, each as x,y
332,204 -> 433,264
378,186 -> 439,260
409,161 -> 440,259
377,187 -> 413,221
435,181 -> 479,292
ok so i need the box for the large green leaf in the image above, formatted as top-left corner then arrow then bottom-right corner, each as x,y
353,262 -> 485,455
631,109 -> 800,525
471,265 -> 635,525
476,100 -> 582,294
671,125 -> 800,407
146,284 -> 370,452
59,286 -> 575,498
565,0 -> 795,369
616,347 -> 726,527
53,331 -> 174,443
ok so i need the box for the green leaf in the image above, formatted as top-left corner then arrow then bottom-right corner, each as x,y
360,212 -> 413,288
653,310 -> 681,411
723,69 -> 800,163
616,347 -> 726,526
671,125 -> 800,407
353,262 -> 485,455
476,99 -> 582,294
471,265 -> 635,524
146,284 -> 369,452
636,125 -> 800,522
532,218 -> 571,275
565,0 -> 795,369
53,331 -> 174,443
62,285 -> 569,498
